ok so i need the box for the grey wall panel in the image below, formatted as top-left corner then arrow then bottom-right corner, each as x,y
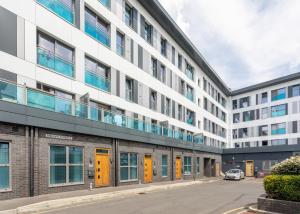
142,85 -> 149,108
133,42 -> 139,66
157,92 -> 161,113
0,6 -> 17,56
110,68 -> 117,95
161,94 -> 165,114
0,69 -> 17,82
133,79 -> 138,104
172,100 -> 175,118
130,39 -> 134,63
17,16 -> 25,59
125,35 -> 131,61
138,45 -> 143,69
138,82 -> 143,105
74,0 -> 81,29
119,72 -> 126,99
143,49 -> 150,73
116,70 -> 120,97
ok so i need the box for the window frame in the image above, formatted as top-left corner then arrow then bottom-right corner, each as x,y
49,145 -> 84,187
183,156 -> 192,175
196,157 -> 200,174
161,155 -> 168,177
116,31 -> 125,57
125,77 -> 134,102
0,141 -> 11,192
119,152 -> 138,182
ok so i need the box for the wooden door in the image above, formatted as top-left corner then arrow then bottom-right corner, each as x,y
95,149 -> 110,187
246,160 -> 254,177
175,157 -> 182,179
144,155 -> 153,183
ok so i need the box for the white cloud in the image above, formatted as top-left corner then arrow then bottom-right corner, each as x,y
159,0 -> 300,89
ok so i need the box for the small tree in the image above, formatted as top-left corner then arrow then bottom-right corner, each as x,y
271,156 -> 300,175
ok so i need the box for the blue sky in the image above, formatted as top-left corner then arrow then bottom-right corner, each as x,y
158,0 -> 300,89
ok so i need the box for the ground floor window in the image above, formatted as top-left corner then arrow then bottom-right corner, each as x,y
196,157 -> 200,174
184,156 -> 192,175
50,145 -> 83,186
162,155 -> 168,177
262,160 -> 278,171
0,142 -> 10,190
120,153 -> 138,182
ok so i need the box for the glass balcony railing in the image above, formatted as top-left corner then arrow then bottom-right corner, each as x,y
85,20 -> 110,47
185,91 -> 194,102
271,93 -> 285,101
99,0 -> 110,8
85,70 -> 110,92
37,47 -> 74,78
271,128 -> 286,135
0,79 -> 201,144
37,0 -> 74,24
186,118 -> 194,125
271,110 -> 286,117
186,69 -> 194,80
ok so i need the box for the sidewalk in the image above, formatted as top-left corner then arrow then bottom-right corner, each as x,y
0,178 -> 220,214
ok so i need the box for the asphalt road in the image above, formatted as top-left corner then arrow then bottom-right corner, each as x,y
45,179 -> 264,214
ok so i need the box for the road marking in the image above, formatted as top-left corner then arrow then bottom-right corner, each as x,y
222,207 -> 245,214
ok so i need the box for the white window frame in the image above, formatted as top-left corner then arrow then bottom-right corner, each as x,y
0,141 -> 11,192
49,145 -> 84,187
119,152 -> 138,182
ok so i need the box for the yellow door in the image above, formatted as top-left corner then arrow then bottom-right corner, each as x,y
95,149 -> 110,187
144,155 -> 153,183
246,161 -> 254,177
216,163 -> 220,177
175,157 -> 182,179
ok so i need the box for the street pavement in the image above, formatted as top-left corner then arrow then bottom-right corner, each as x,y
45,178 -> 264,214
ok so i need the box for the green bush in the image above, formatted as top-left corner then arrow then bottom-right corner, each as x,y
271,156 -> 300,175
264,175 -> 300,202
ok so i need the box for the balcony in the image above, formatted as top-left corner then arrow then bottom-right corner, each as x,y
185,91 -> 194,102
37,47 -> 74,78
37,0 -> 74,24
99,0 -> 110,8
0,79 -> 198,144
185,69 -> 194,81
85,19 -> 110,47
85,70 -> 110,92
271,93 -> 285,101
271,110 -> 286,117
271,128 -> 286,135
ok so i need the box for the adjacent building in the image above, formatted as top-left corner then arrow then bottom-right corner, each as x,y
0,0 -> 299,200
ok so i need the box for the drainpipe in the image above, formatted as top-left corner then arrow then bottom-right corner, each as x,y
171,147 -> 174,181
113,139 -> 119,187
29,126 -> 35,197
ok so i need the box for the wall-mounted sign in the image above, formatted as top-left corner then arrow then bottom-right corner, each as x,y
45,134 -> 73,141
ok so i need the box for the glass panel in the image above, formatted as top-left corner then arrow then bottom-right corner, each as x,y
55,42 -> 73,63
162,155 -> 167,165
37,0 -> 74,24
69,147 -> 83,164
0,166 -> 9,189
50,146 -> 66,164
120,167 -> 128,181
0,143 -> 9,164
162,166 -> 168,177
38,33 -> 55,52
69,165 -> 83,183
75,103 -> 88,119
130,153 -> 137,166
55,96 -> 73,115
120,153 -> 128,166
50,166 -> 66,184
100,0 -> 110,8
130,167 -> 137,180
85,70 -> 110,92
27,89 -> 55,111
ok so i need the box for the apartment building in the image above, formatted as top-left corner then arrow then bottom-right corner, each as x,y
0,0 -> 299,200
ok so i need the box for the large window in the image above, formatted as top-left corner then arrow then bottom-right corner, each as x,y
239,97 -> 250,108
261,107 -> 269,119
161,37 -> 167,57
0,143 -> 10,190
261,92 -> 268,104
233,113 -> 240,123
37,0 -> 74,24
271,88 -> 286,101
37,32 -> 74,78
85,7 -> 110,47
259,125 -> 268,136
165,98 -> 171,116
186,62 -> 194,80
184,156 -> 192,175
151,58 -> 158,79
120,153 -> 138,182
143,20 -> 152,44
186,109 -> 194,125
243,110 -> 255,122
149,90 -> 157,111
262,160 -> 278,171
289,84 -> 300,98
116,31 -> 125,56
271,139 -> 287,146
271,104 -> 287,117
196,157 -> 200,174
50,145 -> 83,186
125,77 -> 133,102
271,123 -> 286,135
162,155 -> 168,177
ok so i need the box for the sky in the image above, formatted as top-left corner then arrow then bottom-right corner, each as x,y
158,0 -> 300,90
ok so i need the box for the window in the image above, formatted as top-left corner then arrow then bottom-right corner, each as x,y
172,47 -> 175,64
0,143 -> 10,190
178,54 -> 182,69
271,88 -> 286,101
85,57 -> 110,92
151,58 -> 158,78
184,156 -> 192,175
261,92 -> 268,104
150,90 -> 157,110
232,100 -> 238,110
160,37 -> 167,57
261,107 -> 268,119
233,113 -> 240,123
116,31 -> 125,56
239,97 -> 250,108
262,160 -> 278,170
186,85 -> 194,101
178,104 -> 183,121
186,109 -> 194,125
186,62 -> 194,80
232,129 -> 238,139
243,110 -> 255,122
125,2 -> 137,31
262,141 -> 268,146
37,0 -> 74,24
271,139 -> 287,146
85,7 -> 110,47
144,21 -> 152,44
271,123 -> 286,135
126,77 -> 133,101
50,145 -> 83,185
259,125 -> 268,136
289,84 -> 300,97
160,64 -> 166,83
239,128 -> 248,138
120,153 -> 138,182
37,32 -> 74,78
162,155 -> 168,177
196,157 -> 200,174
165,98 -> 171,116
271,104 -> 287,117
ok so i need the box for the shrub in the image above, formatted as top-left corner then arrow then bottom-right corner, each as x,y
271,156 -> 300,175
264,175 -> 300,202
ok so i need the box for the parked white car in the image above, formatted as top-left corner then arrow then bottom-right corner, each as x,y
224,169 -> 245,180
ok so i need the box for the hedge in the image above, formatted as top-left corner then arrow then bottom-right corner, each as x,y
264,175 -> 300,202
271,156 -> 300,175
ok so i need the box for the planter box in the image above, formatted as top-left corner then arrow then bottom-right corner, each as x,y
258,194 -> 300,214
